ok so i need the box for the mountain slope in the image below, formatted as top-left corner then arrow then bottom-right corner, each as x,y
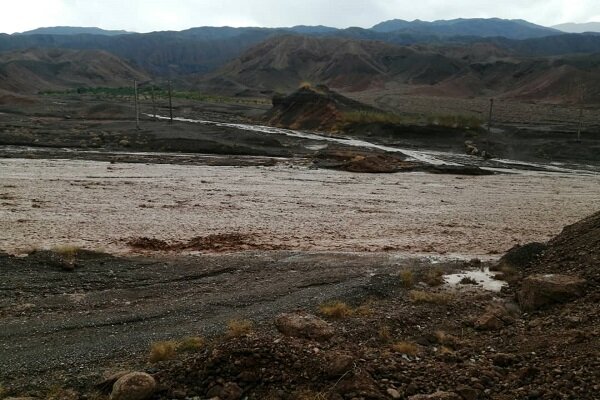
202,35 -> 464,94
553,22 -> 600,33
17,26 -> 133,36
371,18 -> 560,39
0,48 -> 149,94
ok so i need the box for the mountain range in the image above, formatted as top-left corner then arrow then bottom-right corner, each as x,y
552,22 -> 600,33
2,18 -> 600,104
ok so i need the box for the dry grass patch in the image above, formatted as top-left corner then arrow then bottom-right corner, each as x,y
399,270 -> 415,288
423,268 -> 445,287
149,340 -> 178,363
293,389 -> 329,400
226,319 -> 254,337
409,290 -> 452,305
378,326 -> 392,343
177,336 -> 206,353
319,301 -> 355,319
434,330 -> 462,349
52,245 -> 81,259
46,386 -> 78,400
391,341 -> 420,356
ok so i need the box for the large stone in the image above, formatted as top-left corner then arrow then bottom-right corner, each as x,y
110,372 -> 156,400
408,391 -> 462,400
518,274 -> 586,311
274,312 -> 334,340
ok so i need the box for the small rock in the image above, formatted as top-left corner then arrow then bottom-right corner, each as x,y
274,312 -> 334,340
518,274 -> 586,311
492,353 -> 518,367
324,351 -> 355,377
408,391 -> 462,400
220,382 -> 243,400
387,388 -> 402,399
110,372 -> 156,400
455,385 -> 479,400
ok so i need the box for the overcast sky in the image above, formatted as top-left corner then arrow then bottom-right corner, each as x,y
1,0 -> 599,34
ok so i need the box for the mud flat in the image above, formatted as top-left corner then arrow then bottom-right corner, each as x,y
1,157 -> 598,257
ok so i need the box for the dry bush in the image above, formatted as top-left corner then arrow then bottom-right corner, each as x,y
319,301 -> 354,319
46,386 -> 78,400
354,300 -> 374,317
399,270 -> 415,288
177,336 -> 206,353
293,389 -> 329,400
439,346 -> 455,355
423,268 -> 445,287
149,341 -> 178,363
391,341 -> 420,356
409,290 -> 452,305
52,245 -> 80,259
434,330 -> 461,349
378,326 -> 392,343
227,319 -> 254,337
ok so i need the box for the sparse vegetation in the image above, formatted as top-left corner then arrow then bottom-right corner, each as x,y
294,389 -> 329,400
318,301 -> 354,319
391,341 -> 420,356
409,290 -> 452,305
40,87 -> 270,105
434,330 -> 461,349
52,245 -> 81,259
177,336 -> 206,353
226,319 -> 254,337
342,110 -> 416,125
399,269 -> 415,288
46,386 -> 78,400
378,326 -> 392,343
459,276 -> 479,285
149,340 -> 178,363
427,114 -> 482,130
423,268 -> 445,287
0,384 -> 6,399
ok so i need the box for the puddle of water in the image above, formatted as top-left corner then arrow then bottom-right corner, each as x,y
444,268 -> 506,292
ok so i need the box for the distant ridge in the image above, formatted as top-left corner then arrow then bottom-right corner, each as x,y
16,26 -> 133,36
371,18 -> 560,39
553,22 -> 600,33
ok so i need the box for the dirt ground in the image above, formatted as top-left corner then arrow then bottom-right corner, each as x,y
1,157 -> 598,258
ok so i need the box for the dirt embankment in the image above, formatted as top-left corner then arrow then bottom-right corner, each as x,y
2,210 -> 599,399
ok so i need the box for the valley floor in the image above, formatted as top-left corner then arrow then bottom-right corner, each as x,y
1,157 -> 598,258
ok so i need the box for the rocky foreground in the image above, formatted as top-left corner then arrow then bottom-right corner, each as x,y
2,211 -> 599,400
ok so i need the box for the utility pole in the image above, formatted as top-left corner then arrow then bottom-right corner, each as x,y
577,105 -> 583,142
134,79 -> 140,130
168,80 -> 173,124
577,84 -> 584,142
151,84 -> 157,121
487,98 -> 494,135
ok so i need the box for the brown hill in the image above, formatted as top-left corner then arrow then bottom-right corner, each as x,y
412,56 -> 600,103
203,35 -> 600,104
264,85 -> 379,131
202,35 -> 464,95
0,48 -> 149,94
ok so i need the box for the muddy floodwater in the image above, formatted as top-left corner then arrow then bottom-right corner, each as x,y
1,157 -> 598,257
